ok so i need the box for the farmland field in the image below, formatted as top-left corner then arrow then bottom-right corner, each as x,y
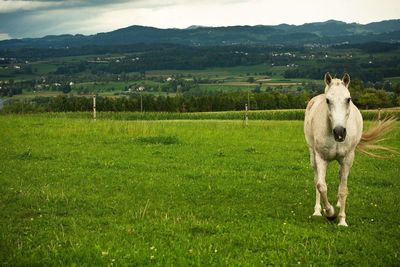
0,115 -> 399,265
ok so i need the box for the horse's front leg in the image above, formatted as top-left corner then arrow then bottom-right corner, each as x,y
310,148 -> 322,216
314,152 -> 335,219
336,151 -> 355,227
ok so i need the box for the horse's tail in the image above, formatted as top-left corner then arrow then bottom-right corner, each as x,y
356,116 -> 398,158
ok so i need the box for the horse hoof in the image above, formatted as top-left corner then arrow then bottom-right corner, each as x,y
312,211 -> 322,216
338,221 -> 348,227
324,206 -> 336,219
326,215 -> 337,221
326,214 -> 337,221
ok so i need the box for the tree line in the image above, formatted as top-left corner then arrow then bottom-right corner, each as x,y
2,84 -> 399,114
1,91 -> 309,113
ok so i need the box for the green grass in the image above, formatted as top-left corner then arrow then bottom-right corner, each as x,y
31,61 -> 60,75
385,76 -> 400,84
14,109 -> 398,121
0,62 -> 60,81
0,115 -> 400,265
147,64 -> 273,77
73,80 -> 164,92
198,84 -> 256,92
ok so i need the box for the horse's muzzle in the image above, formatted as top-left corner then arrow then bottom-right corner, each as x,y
333,127 -> 346,142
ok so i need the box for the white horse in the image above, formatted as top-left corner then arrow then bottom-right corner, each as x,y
304,73 -> 396,226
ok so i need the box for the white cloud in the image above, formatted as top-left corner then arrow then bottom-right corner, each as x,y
0,0 -> 65,13
75,0 -> 400,33
0,33 -> 12,40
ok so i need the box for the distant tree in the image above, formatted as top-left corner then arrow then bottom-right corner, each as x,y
61,84 -> 71,94
358,89 -> 390,109
246,77 -> 255,83
394,83 -> 400,96
349,79 -> 364,104
358,92 -> 378,109
252,85 -> 261,93
375,89 -> 391,107
383,81 -> 393,91
373,81 -> 383,90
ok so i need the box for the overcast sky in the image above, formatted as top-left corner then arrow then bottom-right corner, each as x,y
0,0 -> 399,40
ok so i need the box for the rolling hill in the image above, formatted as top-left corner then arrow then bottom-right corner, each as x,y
0,19 -> 399,49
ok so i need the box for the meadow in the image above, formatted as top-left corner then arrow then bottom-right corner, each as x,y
0,115 -> 399,265
13,109 -> 398,121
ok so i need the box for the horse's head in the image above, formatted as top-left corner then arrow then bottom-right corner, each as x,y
324,73 -> 352,142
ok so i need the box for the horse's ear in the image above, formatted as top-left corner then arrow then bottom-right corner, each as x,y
342,73 -> 350,87
324,72 -> 332,86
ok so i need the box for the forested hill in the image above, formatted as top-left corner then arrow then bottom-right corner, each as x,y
1,19 -> 400,49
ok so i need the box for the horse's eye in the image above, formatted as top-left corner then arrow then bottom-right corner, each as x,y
347,98 -> 351,104
326,99 -> 330,105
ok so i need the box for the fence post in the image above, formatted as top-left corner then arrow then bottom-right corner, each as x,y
247,91 -> 250,110
378,108 -> 381,121
140,94 -> 143,113
93,95 -> 96,121
245,103 -> 248,126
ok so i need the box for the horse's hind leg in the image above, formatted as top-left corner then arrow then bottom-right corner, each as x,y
310,149 -> 322,216
314,152 -> 335,219
336,151 -> 354,227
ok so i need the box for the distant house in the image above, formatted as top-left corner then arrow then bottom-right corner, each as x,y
166,77 -> 173,82
128,85 -> 145,92
69,82 -> 74,86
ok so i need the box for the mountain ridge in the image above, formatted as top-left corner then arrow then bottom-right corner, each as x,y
1,19 -> 400,49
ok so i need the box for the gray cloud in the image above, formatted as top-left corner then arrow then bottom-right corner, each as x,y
0,0 -> 180,13
0,0 -> 193,38
0,0 -> 399,40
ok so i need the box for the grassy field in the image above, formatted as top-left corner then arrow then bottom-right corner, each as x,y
72,80 -> 164,92
147,64 -> 273,77
0,115 -> 399,265
9,109 -> 398,121
385,76 -> 400,84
